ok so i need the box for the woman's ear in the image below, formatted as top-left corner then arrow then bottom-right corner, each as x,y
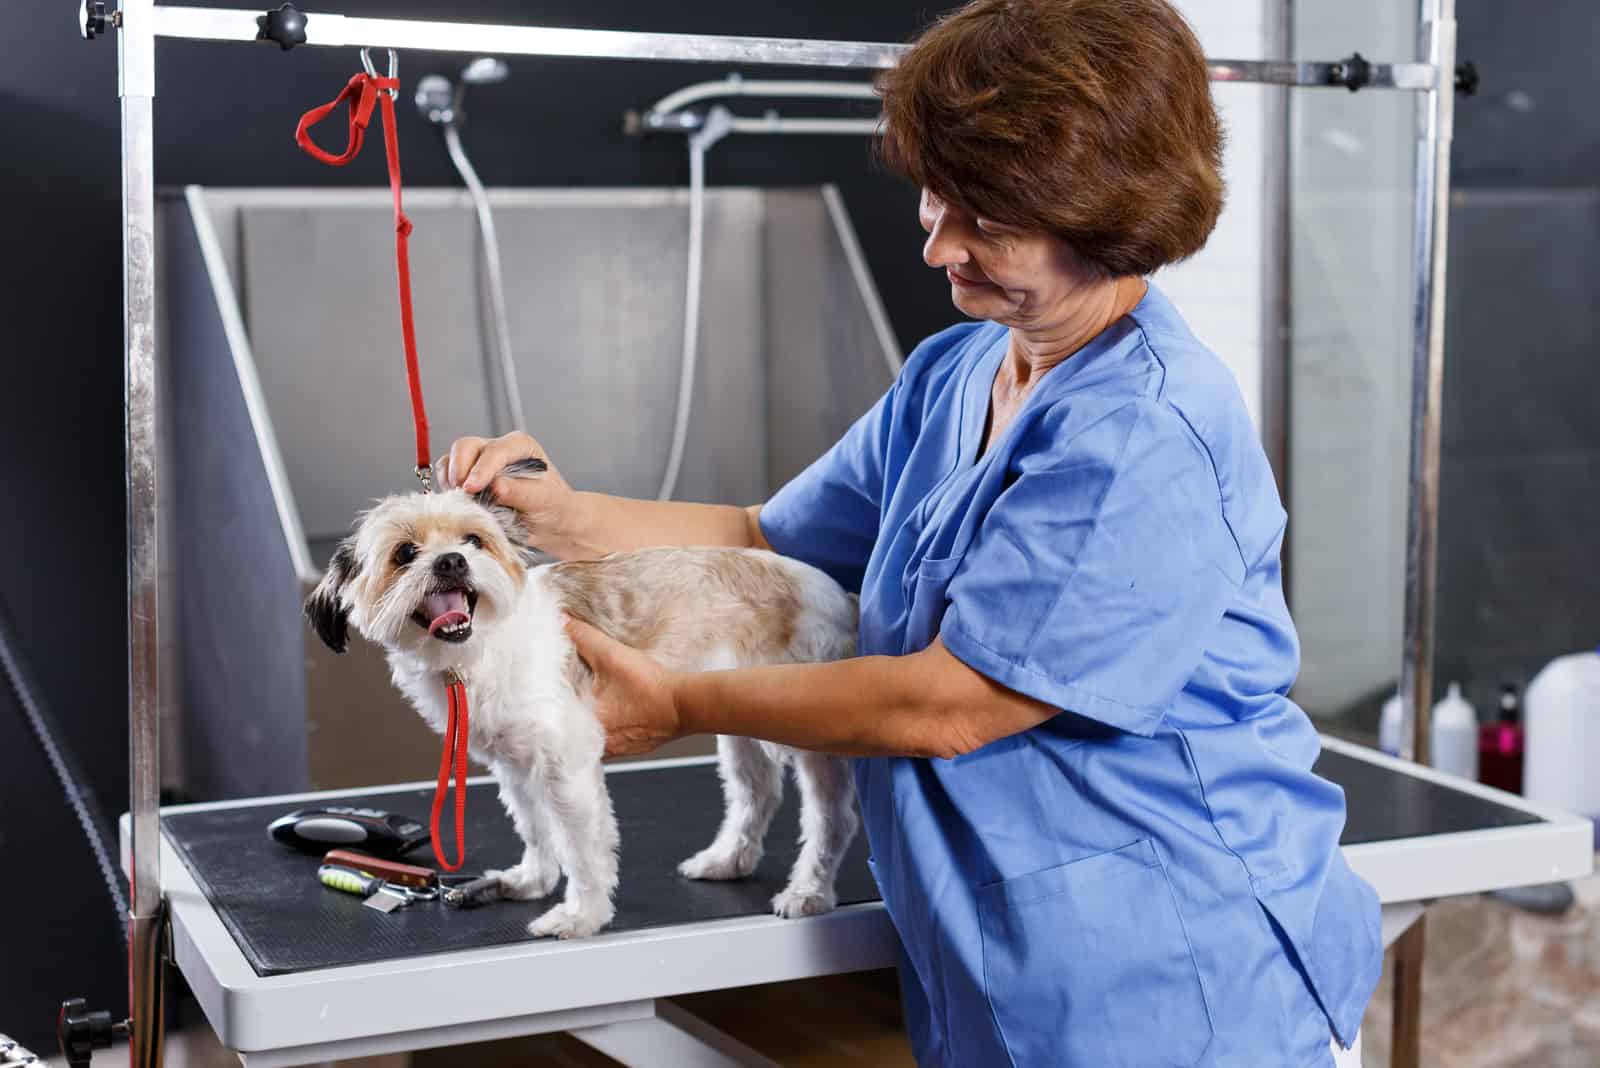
304,539 -> 359,652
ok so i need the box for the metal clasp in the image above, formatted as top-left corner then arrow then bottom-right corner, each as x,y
361,47 -> 400,99
415,463 -> 435,493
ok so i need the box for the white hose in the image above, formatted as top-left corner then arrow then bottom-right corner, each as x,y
443,123 -> 526,437
657,107 -> 735,502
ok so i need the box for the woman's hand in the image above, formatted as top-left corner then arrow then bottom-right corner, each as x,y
438,432 -> 586,557
564,617 -> 685,758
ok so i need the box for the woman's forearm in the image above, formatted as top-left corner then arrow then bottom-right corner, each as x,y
669,641 -> 1054,760
560,495 -> 769,559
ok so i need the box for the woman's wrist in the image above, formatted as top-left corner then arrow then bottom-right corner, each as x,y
558,492 -> 612,560
665,670 -> 694,742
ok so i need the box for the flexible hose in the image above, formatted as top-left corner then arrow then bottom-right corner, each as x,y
657,108 -> 734,501
0,608 -> 129,944
443,123 -> 527,437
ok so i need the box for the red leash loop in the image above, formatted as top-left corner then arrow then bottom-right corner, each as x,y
297,54 -> 466,866
293,58 -> 432,477
430,675 -> 470,872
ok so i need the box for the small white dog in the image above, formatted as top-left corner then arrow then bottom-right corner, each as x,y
305,461 -> 861,938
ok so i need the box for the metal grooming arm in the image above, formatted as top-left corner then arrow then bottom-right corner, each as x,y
74,3 -> 1463,1065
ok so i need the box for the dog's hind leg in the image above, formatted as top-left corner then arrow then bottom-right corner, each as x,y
528,756 -> 619,940
771,752 -> 858,918
679,735 -> 783,881
485,763 -> 561,901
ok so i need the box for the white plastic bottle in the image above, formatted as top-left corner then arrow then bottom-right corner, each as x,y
1378,689 -> 1404,757
1524,648 -> 1600,829
1430,682 -> 1478,781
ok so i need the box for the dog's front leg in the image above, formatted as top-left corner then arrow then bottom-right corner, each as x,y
527,757 -> 619,939
485,762 -> 562,901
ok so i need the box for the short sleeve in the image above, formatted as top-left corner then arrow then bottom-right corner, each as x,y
759,386 -> 895,593
939,401 -> 1245,735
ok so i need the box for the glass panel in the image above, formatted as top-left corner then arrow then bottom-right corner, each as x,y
1288,2 -> 1418,734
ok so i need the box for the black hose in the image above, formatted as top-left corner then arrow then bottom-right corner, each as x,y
0,607 -> 129,945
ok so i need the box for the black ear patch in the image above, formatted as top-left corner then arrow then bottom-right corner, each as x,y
474,458 -> 553,564
304,539 -> 359,653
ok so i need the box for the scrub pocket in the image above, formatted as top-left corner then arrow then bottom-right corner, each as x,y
978,839 -> 1213,1068
904,554 -> 960,651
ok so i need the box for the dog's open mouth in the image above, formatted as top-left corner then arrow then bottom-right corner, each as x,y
413,586 -> 478,643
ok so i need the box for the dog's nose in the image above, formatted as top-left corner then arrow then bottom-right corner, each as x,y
433,552 -> 468,580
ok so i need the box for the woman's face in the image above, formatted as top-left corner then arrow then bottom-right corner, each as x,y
918,188 -> 1101,329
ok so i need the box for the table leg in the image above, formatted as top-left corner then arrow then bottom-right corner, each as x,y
570,999 -> 783,1068
1390,915 -> 1425,1068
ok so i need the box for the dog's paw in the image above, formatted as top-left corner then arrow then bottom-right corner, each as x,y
528,900 -> 612,940
678,845 -> 759,881
487,862 -> 560,901
771,885 -> 837,918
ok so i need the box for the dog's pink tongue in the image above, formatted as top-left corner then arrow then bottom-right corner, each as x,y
424,590 -> 470,635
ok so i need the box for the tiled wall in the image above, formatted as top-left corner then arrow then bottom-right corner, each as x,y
1157,1 -> 1275,432
1433,0 -> 1600,711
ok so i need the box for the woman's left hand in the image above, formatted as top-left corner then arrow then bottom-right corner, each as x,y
564,616 -> 683,758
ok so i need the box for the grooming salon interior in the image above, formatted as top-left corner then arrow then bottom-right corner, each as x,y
3,1 -> 1599,1066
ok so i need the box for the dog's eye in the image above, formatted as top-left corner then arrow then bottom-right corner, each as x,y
393,542 -> 418,567
463,533 -> 483,550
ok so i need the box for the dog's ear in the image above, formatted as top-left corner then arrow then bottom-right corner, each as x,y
304,538 -> 359,653
475,458 -> 554,566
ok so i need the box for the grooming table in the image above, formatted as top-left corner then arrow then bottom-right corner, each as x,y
125,737 -> 1592,1067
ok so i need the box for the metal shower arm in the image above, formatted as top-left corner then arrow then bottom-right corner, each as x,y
646,75 -> 880,119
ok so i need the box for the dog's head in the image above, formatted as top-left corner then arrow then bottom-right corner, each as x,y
305,459 -> 547,658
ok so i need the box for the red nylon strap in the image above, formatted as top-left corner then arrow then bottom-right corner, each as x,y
294,72 -> 432,474
430,678 -> 469,872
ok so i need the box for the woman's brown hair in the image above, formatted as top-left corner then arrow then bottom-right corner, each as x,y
878,0 -> 1225,277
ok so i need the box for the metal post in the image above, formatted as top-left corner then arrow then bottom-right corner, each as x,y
120,0 -> 169,1064
1393,1 -> 1455,1065
1399,0 -> 1456,768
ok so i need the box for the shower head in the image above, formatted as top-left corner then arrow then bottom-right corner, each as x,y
416,74 -> 456,126
416,59 -> 508,128
460,57 -> 510,85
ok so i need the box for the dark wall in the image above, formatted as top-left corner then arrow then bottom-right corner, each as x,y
1435,2 -> 1600,713
0,0 -> 950,1047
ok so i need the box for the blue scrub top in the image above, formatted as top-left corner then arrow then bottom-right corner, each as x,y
761,284 -> 1382,1067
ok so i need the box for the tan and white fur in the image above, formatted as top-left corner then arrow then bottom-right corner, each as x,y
304,464 -> 860,939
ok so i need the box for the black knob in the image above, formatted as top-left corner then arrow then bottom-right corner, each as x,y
1332,52 -> 1373,93
57,999 -> 120,1068
79,0 -> 109,40
256,3 -> 308,51
1455,61 -> 1480,97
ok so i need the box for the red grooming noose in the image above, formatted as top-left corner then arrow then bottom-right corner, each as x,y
296,51 -> 470,872
430,673 -> 470,872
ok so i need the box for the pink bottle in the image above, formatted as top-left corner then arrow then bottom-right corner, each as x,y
1478,683 -> 1524,795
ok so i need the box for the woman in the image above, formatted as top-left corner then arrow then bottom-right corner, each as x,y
442,1 -> 1380,1063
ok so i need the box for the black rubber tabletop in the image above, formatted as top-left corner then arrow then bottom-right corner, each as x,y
162,751 -> 1542,977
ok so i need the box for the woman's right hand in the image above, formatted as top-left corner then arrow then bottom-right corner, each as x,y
437,432 -> 583,553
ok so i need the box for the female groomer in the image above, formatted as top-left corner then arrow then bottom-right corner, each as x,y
443,1 -> 1381,1063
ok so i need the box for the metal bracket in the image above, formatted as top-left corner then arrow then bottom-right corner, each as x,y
688,104 -> 736,154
